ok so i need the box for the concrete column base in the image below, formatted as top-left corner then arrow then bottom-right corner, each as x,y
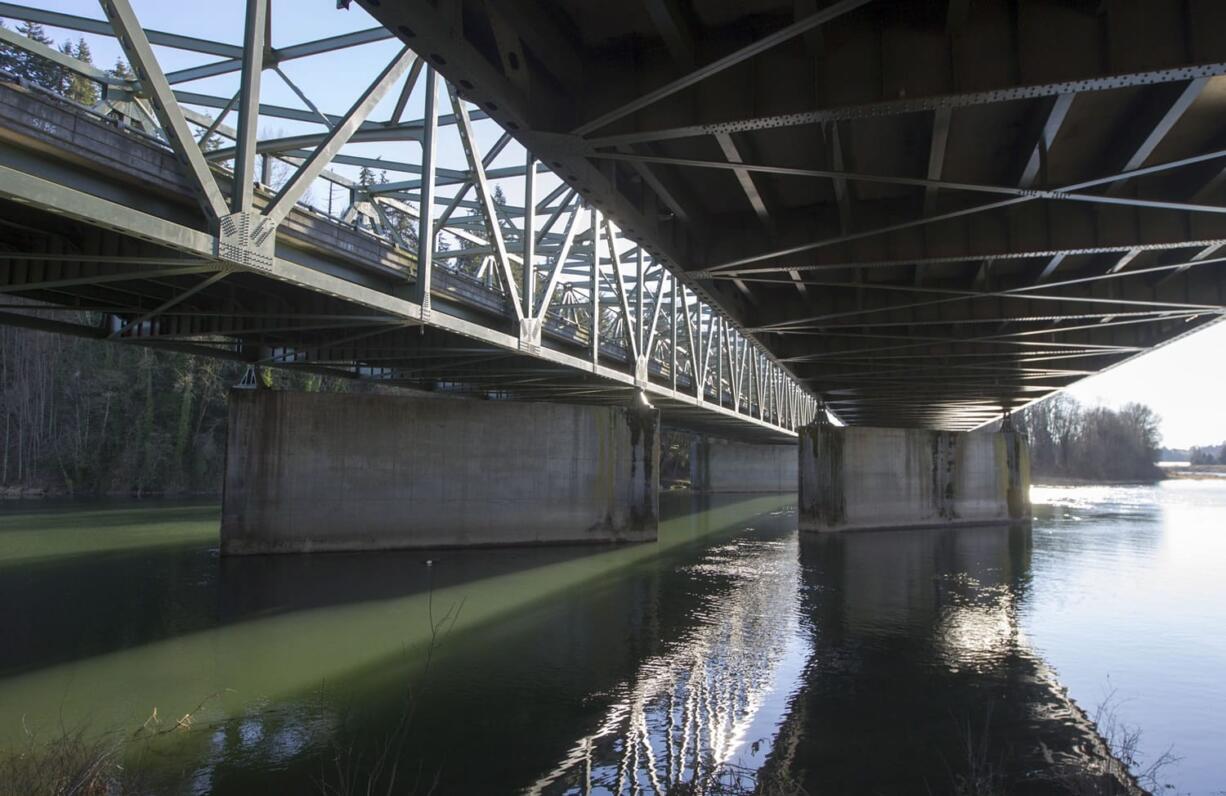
688,435 -> 797,492
221,391 -> 659,554
799,424 -> 1030,532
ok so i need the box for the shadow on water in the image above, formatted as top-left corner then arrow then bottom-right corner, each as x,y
0,499 -> 673,678
0,492 -> 793,787
180,493 -> 803,794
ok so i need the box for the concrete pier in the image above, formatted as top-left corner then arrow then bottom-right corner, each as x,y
688,436 -> 797,492
799,424 -> 1030,533
221,391 -> 659,554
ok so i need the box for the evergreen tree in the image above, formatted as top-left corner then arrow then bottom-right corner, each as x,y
59,38 -> 99,105
8,21 -> 63,91
0,21 -> 17,76
109,56 -> 133,81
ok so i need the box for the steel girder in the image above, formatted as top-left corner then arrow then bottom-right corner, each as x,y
0,1 -> 814,440
353,0 -> 1226,430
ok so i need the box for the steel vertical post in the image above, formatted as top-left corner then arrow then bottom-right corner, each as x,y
590,207 -> 601,368
635,248 -> 644,353
523,152 -> 536,318
232,0 -> 267,213
414,67 -> 439,315
670,274 -> 678,391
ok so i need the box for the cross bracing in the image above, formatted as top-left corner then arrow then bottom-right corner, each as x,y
0,0 -> 817,442
342,0 -> 1226,430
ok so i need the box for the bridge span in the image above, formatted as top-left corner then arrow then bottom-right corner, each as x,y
355,0 -> 1226,429
0,3 -> 814,445
5,0 -> 1217,546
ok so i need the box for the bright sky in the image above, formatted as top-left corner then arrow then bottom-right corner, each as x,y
8,2 -> 1226,448
1063,318 -> 1226,449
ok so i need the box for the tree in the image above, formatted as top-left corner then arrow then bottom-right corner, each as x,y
59,38 -> 99,106
108,56 -> 133,81
1017,396 -> 1164,481
3,22 -> 63,91
0,21 -> 17,75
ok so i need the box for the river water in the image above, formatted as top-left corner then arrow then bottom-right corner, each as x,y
0,482 -> 1223,794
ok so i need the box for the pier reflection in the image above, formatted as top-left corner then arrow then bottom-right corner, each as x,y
760,523 -> 1137,795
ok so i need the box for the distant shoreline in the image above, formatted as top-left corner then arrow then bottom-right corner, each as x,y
1161,465 -> 1226,480
1033,476 -> 1162,487
1035,465 -> 1226,486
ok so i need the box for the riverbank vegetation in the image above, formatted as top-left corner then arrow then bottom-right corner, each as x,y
0,322 -> 357,498
0,324 -> 241,497
1016,395 -> 1163,483
1189,442 -> 1226,465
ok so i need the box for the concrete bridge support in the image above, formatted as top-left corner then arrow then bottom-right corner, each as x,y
688,436 -> 797,492
799,425 -> 1030,533
221,391 -> 658,554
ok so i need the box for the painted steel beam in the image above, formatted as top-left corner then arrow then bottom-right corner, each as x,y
572,0 -> 873,135
263,48 -> 416,228
99,0 -> 230,220
587,62 -> 1226,148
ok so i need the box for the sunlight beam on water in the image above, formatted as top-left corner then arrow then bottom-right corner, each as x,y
0,504 -> 220,569
0,495 -> 788,750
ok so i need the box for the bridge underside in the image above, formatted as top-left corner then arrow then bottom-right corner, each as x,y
358,0 -> 1226,429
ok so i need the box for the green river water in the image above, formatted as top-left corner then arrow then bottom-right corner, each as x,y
1,484 -> 1224,793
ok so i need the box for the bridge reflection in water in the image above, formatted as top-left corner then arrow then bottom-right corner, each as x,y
0,496 -> 1137,793
523,510 -> 1136,795
526,524 -> 808,794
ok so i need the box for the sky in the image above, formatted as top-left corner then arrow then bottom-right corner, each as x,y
8,1 -> 1226,449
1064,318 -> 1226,449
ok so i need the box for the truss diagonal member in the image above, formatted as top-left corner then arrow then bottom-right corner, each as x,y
642,268 -> 667,363
587,152 -> 1226,217
98,0 -> 229,221
704,148 -> 1226,274
0,23 -> 126,87
262,46 -> 416,231
588,62 -> 1226,149
391,57 -> 425,125
603,220 -> 640,359
699,312 -> 718,393
572,0 -> 873,136
535,199 -> 581,320
680,286 -> 698,391
0,263 -> 220,294
437,133 -> 512,227
449,83 -> 524,322
109,269 -> 231,339
1,3 -> 241,57
275,66 -> 334,131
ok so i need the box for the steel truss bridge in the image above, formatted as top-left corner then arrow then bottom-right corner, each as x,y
0,1 -> 817,444
350,0 -> 1226,430
1,2 -> 1225,434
